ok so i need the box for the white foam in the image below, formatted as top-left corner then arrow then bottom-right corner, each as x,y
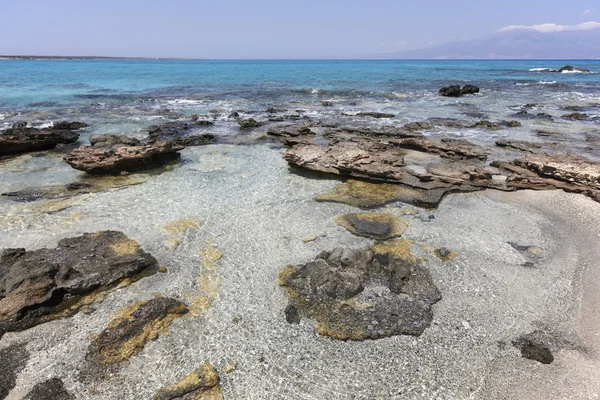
529,68 -> 552,72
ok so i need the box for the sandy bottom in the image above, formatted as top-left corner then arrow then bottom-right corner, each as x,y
1,143 -> 599,399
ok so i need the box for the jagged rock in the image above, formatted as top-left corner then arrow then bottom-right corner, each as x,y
267,123 -> 316,138
0,231 -> 159,338
25,378 -> 74,400
283,136 -> 405,182
513,331 -> 555,364
512,110 -> 554,121
321,101 -> 334,107
64,135 -> 184,174
562,112 -> 589,120
0,122 -> 85,156
147,121 -> 216,146
439,84 -> 480,97
0,343 -> 30,399
496,139 -> 543,153
513,153 -> 600,189
265,107 -> 287,113
557,65 -> 590,73
500,120 -> 522,127
237,118 -> 263,130
86,297 -> 188,369
228,111 -> 240,119
154,362 -> 223,400
355,111 -> 395,119
279,242 -> 441,340
334,213 -> 407,240
404,122 -> 434,131
392,137 -> 488,160
325,125 -> 422,139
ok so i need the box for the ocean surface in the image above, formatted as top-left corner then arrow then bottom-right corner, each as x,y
1,59 -> 599,139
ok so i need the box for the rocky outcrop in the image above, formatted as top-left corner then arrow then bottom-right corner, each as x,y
154,362 -> 223,400
148,122 -> 216,146
392,137 -> 488,160
513,153 -> 600,189
0,343 -> 30,399
355,111 -> 395,119
557,65 -> 590,73
0,122 -> 86,156
0,231 -> 159,338
279,242 -> 441,340
283,136 -> 405,182
334,213 -> 407,240
404,121 -> 434,131
64,135 -> 184,174
439,84 -> 480,97
25,378 -> 74,400
86,297 -> 188,368
237,118 -> 263,130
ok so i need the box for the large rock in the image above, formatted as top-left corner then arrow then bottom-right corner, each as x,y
391,137 -> 488,160
279,242 -> 441,340
334,213 -> 407,240
154,362 -> 223,400
283,136 -> 405,182
0,231 -> 159,338
237,118 -> 263,130
557,65 -> 590,73
147,121 -> 216,146
25,378 -> 74,400
513,153 -> 600,189
64,135 -> 184,174
0,122 -> 86,156
439,85 -> 480,97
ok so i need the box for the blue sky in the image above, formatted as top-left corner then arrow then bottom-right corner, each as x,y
0,0 -> 598,58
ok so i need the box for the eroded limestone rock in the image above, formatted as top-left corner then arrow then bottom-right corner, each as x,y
279,242 -> 441,340
0,231 -> 159,338
154,362 -> 223,400
0,122 -> 85,156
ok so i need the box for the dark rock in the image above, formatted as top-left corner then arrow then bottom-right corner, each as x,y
86,297 -> 188,368
25,378 -> 74,400
334,213 -> 407,240
0,343 -> 30,399
438,247 -> 451,258
265,107 -> 287,113
0,123 -> 82,156
147,121 -> 216,146
228,111 -> 240,119
0,231 -> 159,338
355,111 -> 395,119
267,123 -> 316,138
11,122 -> 27,129
321,101 -> 334,107
64,135 -> 184,174
562,112 -> 589,120
325,125 -> 422,139
404,122 -> 434,131
52,121 -> 88,131
279,243 -> 441,340
496,139 -> 543,153
237,118 -> 263,130
153,362 -> 222,400
284,304 -> 301,324
396,137 -> 488,160
513,332 -> 554,364
500,120 -> 522,127
439,85 -> 480,97
557,65 -> 590,73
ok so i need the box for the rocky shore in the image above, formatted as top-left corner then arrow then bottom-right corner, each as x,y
1,84 -> 600,399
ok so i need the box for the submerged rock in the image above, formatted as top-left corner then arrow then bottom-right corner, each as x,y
279,242 -> 441,340
237,118 -> 263,130
154,362 -> 223,400
355,111 -> 395,119
439,84 -> 480,97
64,135 -> 184,174
334,213 -> 408,240
0,122 -> 85,156
25,378 -> 74,400
561,112 -> 589,120
513,331 -> 555,364
0,231 -> 159,338
0,343 -> 30,399
86,297 -> 188,369
557,65 -> 590,73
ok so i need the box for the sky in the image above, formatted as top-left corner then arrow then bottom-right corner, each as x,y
0,0 -> 598,58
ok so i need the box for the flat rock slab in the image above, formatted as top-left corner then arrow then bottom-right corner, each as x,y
154,362 -> 223,400
514,153 -> 600,189
64,135 -> 184,174
279,242 -> 441,340
334,213 -> 408,240
0,231 -> 159,338
86,297 -> 188,368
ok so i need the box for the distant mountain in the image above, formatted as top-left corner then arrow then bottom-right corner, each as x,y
375,26 -> 600,59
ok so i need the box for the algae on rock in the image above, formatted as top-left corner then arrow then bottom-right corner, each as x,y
154,362 -> 224,400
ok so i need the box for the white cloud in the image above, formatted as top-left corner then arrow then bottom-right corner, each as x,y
583,9 -> 596,16
498,21 -> 600,33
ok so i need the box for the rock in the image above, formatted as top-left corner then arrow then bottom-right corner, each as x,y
64,135 -> 184,174
279,242 -> 441,340
0,122 -> 84,156
355,111 -> 395,119
237,118 -> 263,130
154,362 -> 223,400
284,304 -> 301,324
513,332 -> 554,364
228,111 -> 240,119
439,85 -> 479,97
147,121 -> 216,146
25,378 -> 74,400
265,107 -> 287,113
334,213 -> 407,240
283,136 -> 405,182
86,297 -> 188,367
0,343 -> 29,399
500,120 -> 522,127
325,125 -> 422,139
0,231 -> 159,338
394,137 -> 488,160
513,153 -> 600,189
557,65 -> 590,73
267,123 -> 316,138
438,247 -> 451,258
495,139 -> 543,153
321,101 -> 334,107
562,112 -> 589,120
404,121 -> 434,131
